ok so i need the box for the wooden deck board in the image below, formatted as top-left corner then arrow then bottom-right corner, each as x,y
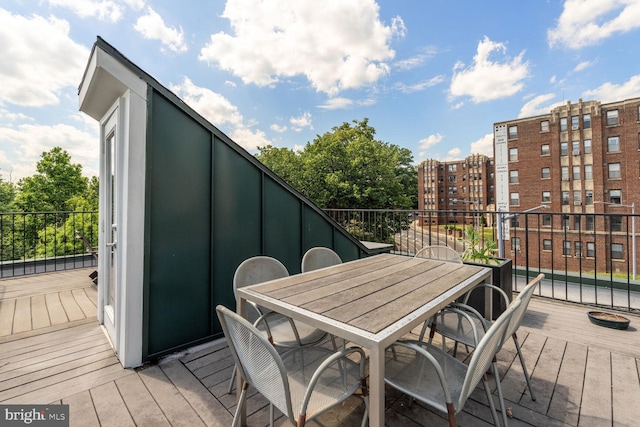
2,270 -> 640,426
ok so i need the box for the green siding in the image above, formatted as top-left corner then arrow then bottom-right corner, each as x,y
146,92 -> 212,357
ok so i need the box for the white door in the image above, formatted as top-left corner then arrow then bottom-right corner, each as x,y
102,107 -> 118,348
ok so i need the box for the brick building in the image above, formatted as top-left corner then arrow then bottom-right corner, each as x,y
496,97 -> 640,275
417,154 -> 495,226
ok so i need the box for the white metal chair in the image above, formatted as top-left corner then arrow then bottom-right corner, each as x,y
217,305 -> 369,427
301,247 -> 342,272
424,274 -> 545,425
228,256 -> 329,393
385,298 -> 521,427
415,245 -> 462,264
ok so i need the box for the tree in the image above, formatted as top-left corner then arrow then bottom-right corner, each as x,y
0,176 -> 16,212
16,147 -> 88,212
257,119 -> 417,210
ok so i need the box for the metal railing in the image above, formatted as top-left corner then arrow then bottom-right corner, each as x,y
325,208 -> 640,313
0,211 -> 98,278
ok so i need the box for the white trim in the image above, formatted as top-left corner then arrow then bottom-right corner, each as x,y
80,45 -> 147,368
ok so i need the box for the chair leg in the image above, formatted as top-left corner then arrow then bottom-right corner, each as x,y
231,381 -> 248,427
491,359 -> 509,427
513,333 -> 536,401
445,402 -> 458,427
227,364 -> 237,394
482,374 -> 502,426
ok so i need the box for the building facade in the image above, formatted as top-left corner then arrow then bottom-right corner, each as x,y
496,97 -> 640,275
417,154 -> 495,226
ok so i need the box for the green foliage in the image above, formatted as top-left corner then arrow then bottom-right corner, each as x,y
257,119 -> 417,210
461,225 -> 499,264
35,212 -> 99,258
16,147 -> 89,212
0,176 -> 17,212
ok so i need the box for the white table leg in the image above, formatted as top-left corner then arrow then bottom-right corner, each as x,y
369,346 -> 384,427
236,297 -> 247,427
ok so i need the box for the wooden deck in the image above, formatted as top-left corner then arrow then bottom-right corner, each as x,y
1,269 -> 640,426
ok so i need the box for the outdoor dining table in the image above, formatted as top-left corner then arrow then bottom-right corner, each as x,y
235,253 -> 493,427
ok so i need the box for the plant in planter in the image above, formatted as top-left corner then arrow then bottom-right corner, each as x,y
460,225 -> 513,319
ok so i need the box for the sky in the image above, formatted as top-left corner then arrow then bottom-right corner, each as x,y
2,0 -> 640,182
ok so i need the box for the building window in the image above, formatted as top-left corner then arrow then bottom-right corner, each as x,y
574,215 -> 581,230
541,167 -> 551,179
585,190 -> 593,205
541,144 -> 550,155
608,136 -> 620,152
542,191 -> 551,202
584,139 -> 592,154
448,164 -> 457,172
583,113 -> 591,129
560,117 -> 568,132
541,120 -> 549,132
606,110 -> 619,126
610,189 -> 621,204
510,170 -> 519,183
560,142 -> 568,156
575,241 -> 582,257
611,243 -> 624,260
610,215 -> 622,232
563,215 -> 570,229
572,140 -> 580,155
563,240 -> 571,255
587,242 -> 595,257
448,175 -> 457,182
608,163 -> 621,179
562,191 -> 570,205
542,215 -> 552,227
509,148 -> 518,161
510,192 -> 520,206
571,115 -> 579,130
543,239 -> 552,251
512,237 -> 521,252
573,190 -> 581,205
584,164 -> 593,180
573,166 -> 580,180
561,166 -> 569,181
586,215 -> 594,230
508,125 -> 518,139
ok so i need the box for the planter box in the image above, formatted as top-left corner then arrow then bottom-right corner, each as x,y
462,258 -> 512,320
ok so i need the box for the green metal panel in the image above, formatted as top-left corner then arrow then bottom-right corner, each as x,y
212,141 -> 262,311
263,176 -> 302,273
146,92 -> 212,357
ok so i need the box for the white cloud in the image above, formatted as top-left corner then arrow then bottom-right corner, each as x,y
0,9 -> 89,107
574,60 -> 593,72
318,98 -> 354,110
394,75 -> 446,93
419,133 -> 443,151
548,0 -> 640,49
289,112 -> 313,131
518,93 -> 563,118
445,147 -> 462,161
134,7 -> 187,53
270,124 -> 287,133
449,36 -> 529,103
48,0 -> 124,22
582,75 -> 640,103
393,46 -> 439,71
0,122 -> 99,180
199,0 -> 404,96
470,133 -> 494,157
169,77 -> 270,151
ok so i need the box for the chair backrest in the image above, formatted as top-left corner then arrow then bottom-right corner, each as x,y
415,245 -> 462,264
301,247 -> 342,272
459,298 -> 521,406
216,305 -> 295,422
233,256 -> 289,295
505,273 -> 544,339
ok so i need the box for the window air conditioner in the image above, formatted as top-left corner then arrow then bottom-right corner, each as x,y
572,125 -> 579,130
562,177 -> 570,181
573,149 -> 580,155
574,201 -> 582,205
